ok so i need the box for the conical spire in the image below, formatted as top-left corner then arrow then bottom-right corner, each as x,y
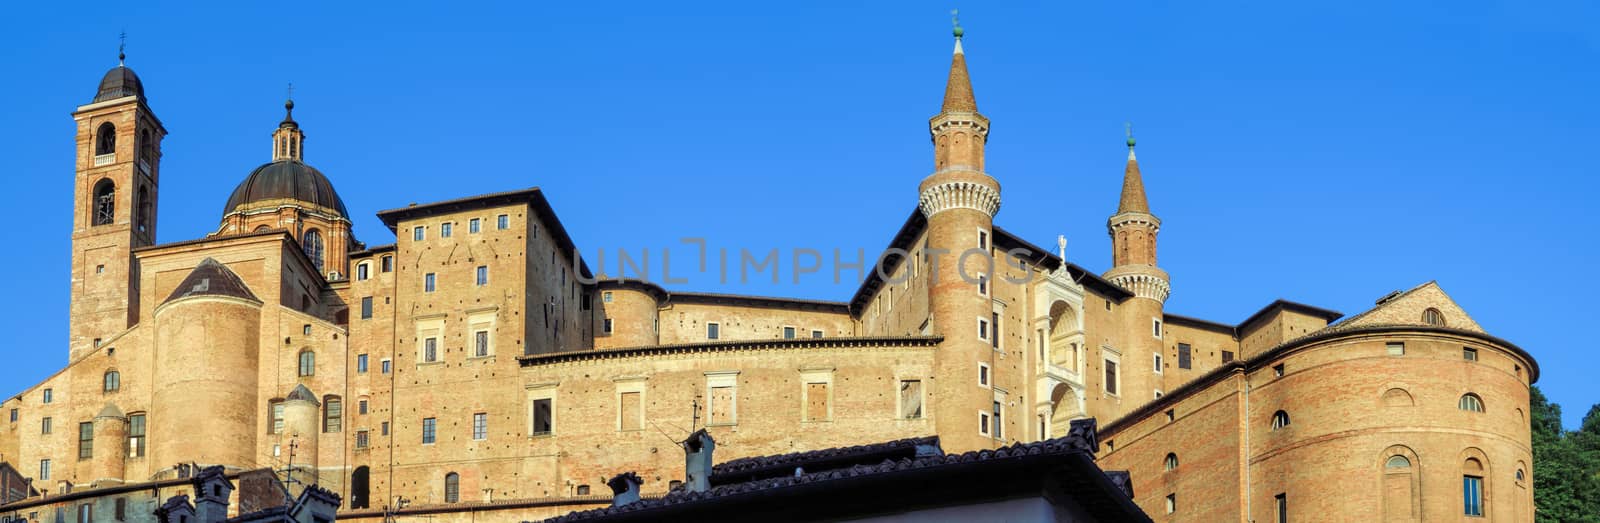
1117,125 -> 1149,214
940,11 -> 976,114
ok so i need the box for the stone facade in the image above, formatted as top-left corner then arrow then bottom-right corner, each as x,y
0,33 -> 1538,523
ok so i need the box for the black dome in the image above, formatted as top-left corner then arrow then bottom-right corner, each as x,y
223,160 -> 349,217
93,65 -> 144,103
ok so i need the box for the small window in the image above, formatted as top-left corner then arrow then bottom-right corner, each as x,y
42,388 -> 53,404
356,263 -> 370,281
978,411 -> 991,436
423,338 -> 439,362
1165,453 -> 1179,471
1152,318 -> 1163,338
381,359 -> 392,374
8,408 -> 16,422
1275,493 -> 1287,523
358,399 -> 368,414
444,472 -> 460,503
381,255 -> 394,272
270,400 -> 285,434
1165,493 -> 1176,514
41,417 -> 52,434
413,226 -> 425,241
603,318 -> 614,335
706,322 -> 720,340
422,417 -> 437,444
469,218 -> 481,233
1459,393 -> 1485,413
298,350 -> 316,377
1463,347 -> 1478,361
978,362 -> 991,387
1165,409 -> 1175,422
978,230 -> 988,249
1463,475 -> 1483,516
303,324 -> 312,336
128,414 -> 145,457
496,214 -> 509,230
898,380 -> 923,419
361,296 -> 373,319
1272,363 -> 1285,377
440,222 -> 453,238
603,291 -> 614,303
424,273 -> 436,292
1177,343 -> 1192,369
39,459 -> 50,481
103,371 -> 121,392
782,326 -> 796,339
991,399 -> 1003,439
531,398 -> 553,435
1153,353 -> 1164,374
1387,342 -> 1405,356
472,412 -> 487,440
1271,410 -> 1291,430
323,397 -> 342,433
381,421 -> 389,435
1516,468 -> 1525,482
1423,308 -> 1446,326
977,275 -> 987,295
355,431 -> 369,449
811,330 -> 824,339
1222,350 -> 1235,363
476,265 -> 489,286
977,318 -> 990,341
1105,359 -> 1119,395
474,331 -> 489,357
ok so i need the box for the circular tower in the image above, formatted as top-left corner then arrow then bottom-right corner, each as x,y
594,280 -> 666,349
151,258 -> 262,470
92,403 -> 128,484
282,384 -> 321,472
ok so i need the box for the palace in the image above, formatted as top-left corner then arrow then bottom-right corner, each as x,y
0,27 -> 1537,522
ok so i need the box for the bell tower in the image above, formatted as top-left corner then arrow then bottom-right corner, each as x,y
68,44 -> 165,361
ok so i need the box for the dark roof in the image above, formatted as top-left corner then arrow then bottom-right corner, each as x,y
375,187 -> 591,279
709,436 -> 940,485
518,336 -> 942,367
224,160 -> 349,218
93,65 -> 144,103
593,280 -> 850,313
285,384 -> 319,404
162,258 -> 261,305
991,226 -> 1134,301
543,422 -> 1149,523
1237,299 -> 1344,334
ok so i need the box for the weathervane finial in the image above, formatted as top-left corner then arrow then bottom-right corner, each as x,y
118,31 -> 126,65
951,9 -> 964,39
1125,122 -> 1136,148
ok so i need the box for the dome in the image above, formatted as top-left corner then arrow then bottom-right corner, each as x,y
93,65 -> 145,103
223,160 -> 349,218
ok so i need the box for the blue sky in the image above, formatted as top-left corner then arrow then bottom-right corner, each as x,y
1,1 -> 1595,428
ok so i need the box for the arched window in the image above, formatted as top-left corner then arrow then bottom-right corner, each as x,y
1515,468 -> 1524,482
322,396 -> 342,433
298,350 -> 315,377
1423,308 -> 1446,326
136,186 -> 151,234
1164,453 -> 1179,471
302,229 -> 325,273
103,371 -> 121,393
139,128 -> 154,162
444,472 -> 460,503
1463,458 -> 1486,516
1382,388 -> 1414,407
254,225 -> 273,232
1271,410 -> 1291,430
92,179 -> 116,226
1459,393 -> 1485,413
95,122 -> 116,156
1386,455 -> 1412,469
350,466 -> 370,509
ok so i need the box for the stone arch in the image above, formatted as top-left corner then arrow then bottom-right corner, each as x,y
92,178 -> 116,226
1049,383 -> 1080,438
1047,301 -> 1082,369
1461,447 -> 1491,517
350,466 -> 370,509
1380,445 -> 1420,522
1381,387 -> 1414,407
95,122 -> 116,156
136,185 -> 151,234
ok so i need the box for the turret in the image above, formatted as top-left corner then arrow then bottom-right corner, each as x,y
1103,127 -> 1169,302
151,258 -> 262,470
92,403 -> 128,484
282,384 -> 322,474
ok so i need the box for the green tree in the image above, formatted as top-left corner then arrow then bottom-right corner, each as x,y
1532,386 -> 1600,522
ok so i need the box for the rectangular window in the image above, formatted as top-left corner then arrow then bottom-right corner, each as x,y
79,503 -> 92,523
476,265 -> 488,286
1463,347 -> 1478,361
581,293 -> 592,310
381,359 -> 392,374
9,408 -> 16,422
355,431 -> 369,449
1154,353 -> 1164,374
1387,342 -> 1406,356
603,318 -> 614,334
381,255 -> 393,272
39,459 -> 50,481
899,380 -> 923,419
1222,350 -> 1235,363
783,326 -> 796,339
424,337 -> 438,362
472,412 -> 487,440
978,230 -> 988,249
128,413 -> 145,458
42,389 -> 52,404
709,386 -> 736,425
603,291 -> 614,303
357,354 -> 369,373
41,417 -> 51,435
474,330 -> 490,357
706,322 -> 720,340
1178,343 -> 1192,369
1166,493 -> 1176,514
356,263 -> 369,281
1273,363 -> 1285,377
977,275 -> 988,295
381,421 -> 389,436
497,214 -> 509,230
424,273 -> 436,292
978,318 -> 990,341
1463,476 -> 1483,516
1153,318 -> 1163,338
991,312 -> 1001,349
358,400 -> 368,415
531,398 -> 553,435
991,400 -> 1003,439
79,421 -> 94,459
1275,493 -> 1287,523
441,222 -> 453,238
325,399 -> 343,433
361,296 -> 373,319
804,382 -> 830,422
413,226 -> 425,241
978,362 -> 991,387
619,391 -> 642,431
979,411 -> 991,436
1105,359 -> 1119,395
469,218 -> 481,233
271,401 -> 285,434
811,330 -> 824,339
422,417 -> 436,444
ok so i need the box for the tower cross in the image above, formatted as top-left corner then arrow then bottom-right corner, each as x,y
118,31 -> 126,65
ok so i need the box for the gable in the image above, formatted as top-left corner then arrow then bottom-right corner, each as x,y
1335,281 -> 1484,333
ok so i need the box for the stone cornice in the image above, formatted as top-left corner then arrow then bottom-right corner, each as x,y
518,336 -> 943,367
919,179 -> 1000,218
928,112 -> 990,138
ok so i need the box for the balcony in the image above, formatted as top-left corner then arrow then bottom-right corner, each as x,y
93,153 -> 115,167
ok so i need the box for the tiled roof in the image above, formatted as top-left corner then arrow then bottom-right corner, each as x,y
162,258 -> 261,305
708,436 -> 939,484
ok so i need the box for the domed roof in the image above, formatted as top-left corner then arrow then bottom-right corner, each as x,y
93,65 -> 145,103
163,258 -> 260,305
223,160 -> 349,217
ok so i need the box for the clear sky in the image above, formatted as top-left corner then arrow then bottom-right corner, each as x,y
1,1 -> 1595,428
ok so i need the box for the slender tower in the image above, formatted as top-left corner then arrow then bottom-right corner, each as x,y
920,15 -> 1004,453
1103,127 -> 1170,405
69,41 -> 165,361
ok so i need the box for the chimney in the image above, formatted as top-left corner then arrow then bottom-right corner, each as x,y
606,472 -> 643,507
154,494 -> 196,523
682,429 -> 715,493
191,465 -> 234,523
